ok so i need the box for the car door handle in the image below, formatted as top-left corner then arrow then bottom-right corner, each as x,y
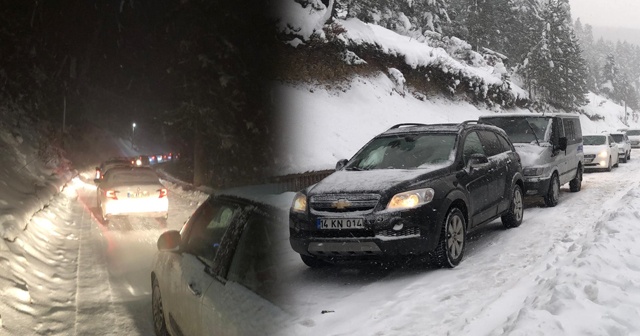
188,282 -> 202,297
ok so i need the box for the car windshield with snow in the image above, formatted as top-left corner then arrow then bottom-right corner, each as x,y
479,113 -> 584,207
290,122 -> 525,268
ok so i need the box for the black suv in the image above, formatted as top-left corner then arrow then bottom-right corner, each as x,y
290,122 -> 525,268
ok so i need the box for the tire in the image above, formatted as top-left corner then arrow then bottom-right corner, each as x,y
434,207 -> 466,268
606,157 -> 612,172
614,156 -> 619,167
622,155 -> 628,163
569,166 -> 582,192
544,173 -> 560,207
628,152 -> 631,161
502,185 -> 524,228
152,277 -> 170,336
300,254 -> 328,268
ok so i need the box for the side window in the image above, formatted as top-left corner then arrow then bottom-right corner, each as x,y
184,201 -> 240,264
462,132 -> 485,164
552,117 -> 565,143
608,135 -> 615,145
563,118 -> 581,144
478,131 -> 506,157
227,212 -> 278,300
496,133 -> 513,152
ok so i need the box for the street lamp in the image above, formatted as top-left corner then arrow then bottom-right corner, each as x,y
132,122 -> 137,148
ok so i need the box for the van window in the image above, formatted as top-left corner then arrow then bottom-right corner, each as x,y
480,117 -> 551,144
562,118 -> 581,144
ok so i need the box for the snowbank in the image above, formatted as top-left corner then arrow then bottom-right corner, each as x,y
0,127 -> 75,241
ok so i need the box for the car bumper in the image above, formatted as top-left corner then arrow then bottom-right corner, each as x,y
523,177 -> 551,197
289,205 -> 443,259
104,198 -> 169,217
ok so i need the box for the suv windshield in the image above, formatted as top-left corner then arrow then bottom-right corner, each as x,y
481,117 -> 551,144
627,130 -> 640,136
611,134 -> 625,143
583,135 -> 606,146
345,133 -> 456,170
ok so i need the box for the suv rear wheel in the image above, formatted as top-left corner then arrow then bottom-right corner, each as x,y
502,185 -> 524,228
544,173 -> 560,207
434,207 -> 466,268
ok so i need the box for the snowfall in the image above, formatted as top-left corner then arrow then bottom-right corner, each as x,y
3,3 -> 640,336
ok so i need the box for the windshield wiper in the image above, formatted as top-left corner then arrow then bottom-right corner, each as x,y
346,166 -> 365,171
525,120 -> 541,146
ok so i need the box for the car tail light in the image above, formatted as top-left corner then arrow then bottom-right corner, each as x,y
105,190 -> 118,200
158,188 -> 168,198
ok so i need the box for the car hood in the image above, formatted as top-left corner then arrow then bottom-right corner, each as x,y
512,143 -> 551,168
583,145 -> 608,155
308,165 -> 451,195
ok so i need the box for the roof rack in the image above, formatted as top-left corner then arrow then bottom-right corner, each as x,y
387,123 -> 429,131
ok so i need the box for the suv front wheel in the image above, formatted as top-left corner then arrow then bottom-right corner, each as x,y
434,207 -> 466,268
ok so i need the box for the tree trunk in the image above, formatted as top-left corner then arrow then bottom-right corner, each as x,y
192,122 -> 207,186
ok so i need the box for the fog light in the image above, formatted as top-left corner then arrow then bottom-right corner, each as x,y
599,160 -> 606,167
393,223 -> 404,231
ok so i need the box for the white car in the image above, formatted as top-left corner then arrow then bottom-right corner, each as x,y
626,129 -> 640,148
583,134 -> 619,171
151,194 -> 295,336
96,166 -> 168,223
610,132 -> 632,163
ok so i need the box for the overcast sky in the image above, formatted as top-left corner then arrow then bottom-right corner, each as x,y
570,0 -> 640,30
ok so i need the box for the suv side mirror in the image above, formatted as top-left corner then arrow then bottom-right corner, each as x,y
557,137 -> 568,151
336,159 -> 348,171
468,153 -> 489,166
157,230 -> 181,252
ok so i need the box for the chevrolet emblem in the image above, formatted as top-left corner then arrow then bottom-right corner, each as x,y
333,199 -> 351,209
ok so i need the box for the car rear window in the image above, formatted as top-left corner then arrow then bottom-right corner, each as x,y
346,133 -> 456,170
111,171 -> 159,183
627,130 -> 640,136
583,135 -> 606,146
611,134 -> 625,143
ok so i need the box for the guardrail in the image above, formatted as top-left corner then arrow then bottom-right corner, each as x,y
269,170 -> 334,193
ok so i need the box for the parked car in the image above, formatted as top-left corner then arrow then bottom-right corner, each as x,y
479,113 -> 584,207
96,166 -> 168,223
94,157 -> 134,182
152,194 -> 293,336
583,134 -> 619,171
290,122 -> 525,268
625,129 -> 640,148
610,132 -> 631,163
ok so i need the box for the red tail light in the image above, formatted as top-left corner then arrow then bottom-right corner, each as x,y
158,188 -> 168,198
105,190 -> 118,200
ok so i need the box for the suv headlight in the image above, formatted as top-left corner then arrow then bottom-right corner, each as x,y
523,167 -> 544,176
387,188 -> 434,210
291,192 -> 307,213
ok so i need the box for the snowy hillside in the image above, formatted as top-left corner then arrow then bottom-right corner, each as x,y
274,74 -> 640,174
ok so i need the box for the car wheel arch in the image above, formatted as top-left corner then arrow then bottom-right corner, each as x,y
440,191 -> 469,228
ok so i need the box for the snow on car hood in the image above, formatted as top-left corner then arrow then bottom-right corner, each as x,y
583,145 -> 608,156
512,143 -> 551,168
309,165 -> 450,195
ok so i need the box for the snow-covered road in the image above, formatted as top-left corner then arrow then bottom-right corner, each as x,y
0,171 -> 207,335
281,150 -> 640,336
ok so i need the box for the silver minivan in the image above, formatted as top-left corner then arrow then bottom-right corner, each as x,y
479,113 -> 584,207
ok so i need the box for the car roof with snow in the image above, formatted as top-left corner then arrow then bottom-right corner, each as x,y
381,121 -> 505,136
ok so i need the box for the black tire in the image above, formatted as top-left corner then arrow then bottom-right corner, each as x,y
544,173 -> 560,207
434,207 -> 466,268
628,152 -> 631,161
502,185 -> 524,228
622,155 -> 628,163
606,157 -> 612,172
300,254 -> 328,268
569,166 -> 582,192
614,156 -> 619,167
152,277 -> 170,336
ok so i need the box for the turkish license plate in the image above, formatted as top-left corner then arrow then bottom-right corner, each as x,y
317,218 -> 364,230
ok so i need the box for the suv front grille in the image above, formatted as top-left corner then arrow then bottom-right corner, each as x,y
377,227 -> 420,237
310,194 -> 381,213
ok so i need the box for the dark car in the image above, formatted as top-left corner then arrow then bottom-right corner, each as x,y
290,122 -> 525,268
152,193 -> 294,335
